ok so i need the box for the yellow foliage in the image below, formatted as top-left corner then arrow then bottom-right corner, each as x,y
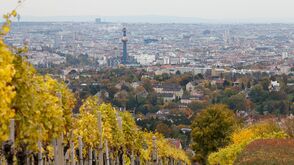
0,9 -> 19,143
98,103 -> 124,153
139,132 -> 190,165
208,120 -> 288,165
74,96 -> 101,148
12,64 -> 65,150
0,30 -> 15,142
120,111 -> 142,153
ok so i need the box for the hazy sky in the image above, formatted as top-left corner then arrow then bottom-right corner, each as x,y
1,0 -> 294,20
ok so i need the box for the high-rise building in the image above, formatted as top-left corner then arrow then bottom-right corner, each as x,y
95,18 -> 102,24
121,27 -> 128,64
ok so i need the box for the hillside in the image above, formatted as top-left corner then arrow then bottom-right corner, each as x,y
235,139 -> 294,165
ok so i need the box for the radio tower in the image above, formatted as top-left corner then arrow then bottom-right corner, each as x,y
121,27 -> 128,64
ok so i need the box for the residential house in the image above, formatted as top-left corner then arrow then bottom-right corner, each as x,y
269,81 -> 280,92
95,90 -> 109,98
167,139 -> 182,149
211,79 -> 225,88
154,83 -> 183,98
131,82 -> 140,89
180,95 -> 203,104
158,93 -> 176,102
186,81 -> 198,92
181,95 -> 192,104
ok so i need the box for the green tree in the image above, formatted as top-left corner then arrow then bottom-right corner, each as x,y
188,101 -> 208,112
260,78 -> 270,91
142,79 -> 153,92
191,104 -> 237,164
249,85 -> 269,103
225,93 -> 247,111
156,123 -> 172,137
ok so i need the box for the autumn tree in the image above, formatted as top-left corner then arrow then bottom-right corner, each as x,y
191,104 -> 238,164
188,101 -> 208,112
156,123 -> 172,137
224,93 -> 250,112
142,78 -> 153,92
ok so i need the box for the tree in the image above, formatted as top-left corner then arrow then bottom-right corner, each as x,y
179,73 -> 193,86
223,88 -> 239,97
260,78 -> 270,91
247,81 -> 251,88
156,123 -> 172,137
188,101 -> 208,112
142,79 -> 153,92
191,104 -> 237,164
225,93 -> 248,111
197,73 -> 204,79
249,85 -> 268,103
281,117 -> 294,137
113,90 -> 129,108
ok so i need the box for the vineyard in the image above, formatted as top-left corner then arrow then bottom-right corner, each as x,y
0,11 -> 190,165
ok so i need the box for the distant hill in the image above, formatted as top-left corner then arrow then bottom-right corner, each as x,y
102,15 -> 210,23
17,15 -> 210,23
235,139 -> 294,165
3,15 -> 294,24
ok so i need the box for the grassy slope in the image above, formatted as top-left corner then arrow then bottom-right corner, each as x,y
235,139 -> 294,165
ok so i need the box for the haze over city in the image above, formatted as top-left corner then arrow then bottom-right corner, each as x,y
2,0 -> 294,23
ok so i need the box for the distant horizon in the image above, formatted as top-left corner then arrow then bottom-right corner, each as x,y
7,15 -> 294,24
2,0 -> 294,23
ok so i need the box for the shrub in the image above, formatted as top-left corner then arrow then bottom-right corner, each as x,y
208,120 -> 288,165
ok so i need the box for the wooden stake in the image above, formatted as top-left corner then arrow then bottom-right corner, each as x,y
136,155 -> 140,165
78,136 -> 83,165
116,115 -> 124,165
93,150 -> 98,165
70,140 -> 75,165
7,119 -> 15,165
31,156 -> 34,165
65,149 -> 70,165
88,147 -> 93,165
26,155 -> 30,165
97,112 -> 103,165
57,134 -> 64,165
38,140 -> 43,165
53,139 -> 58,165
117,116 -> 122,130
152,136 -> 157,164
131,151 -> 135,165
105,140 -> 109,165
9,119 -> 15,142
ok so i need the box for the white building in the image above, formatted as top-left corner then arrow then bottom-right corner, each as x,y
163,56 -> 170,65
269,81 -> 280,92
97,56 -> 108,66
133,54 -> 156,66
282,52 -> 289,60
